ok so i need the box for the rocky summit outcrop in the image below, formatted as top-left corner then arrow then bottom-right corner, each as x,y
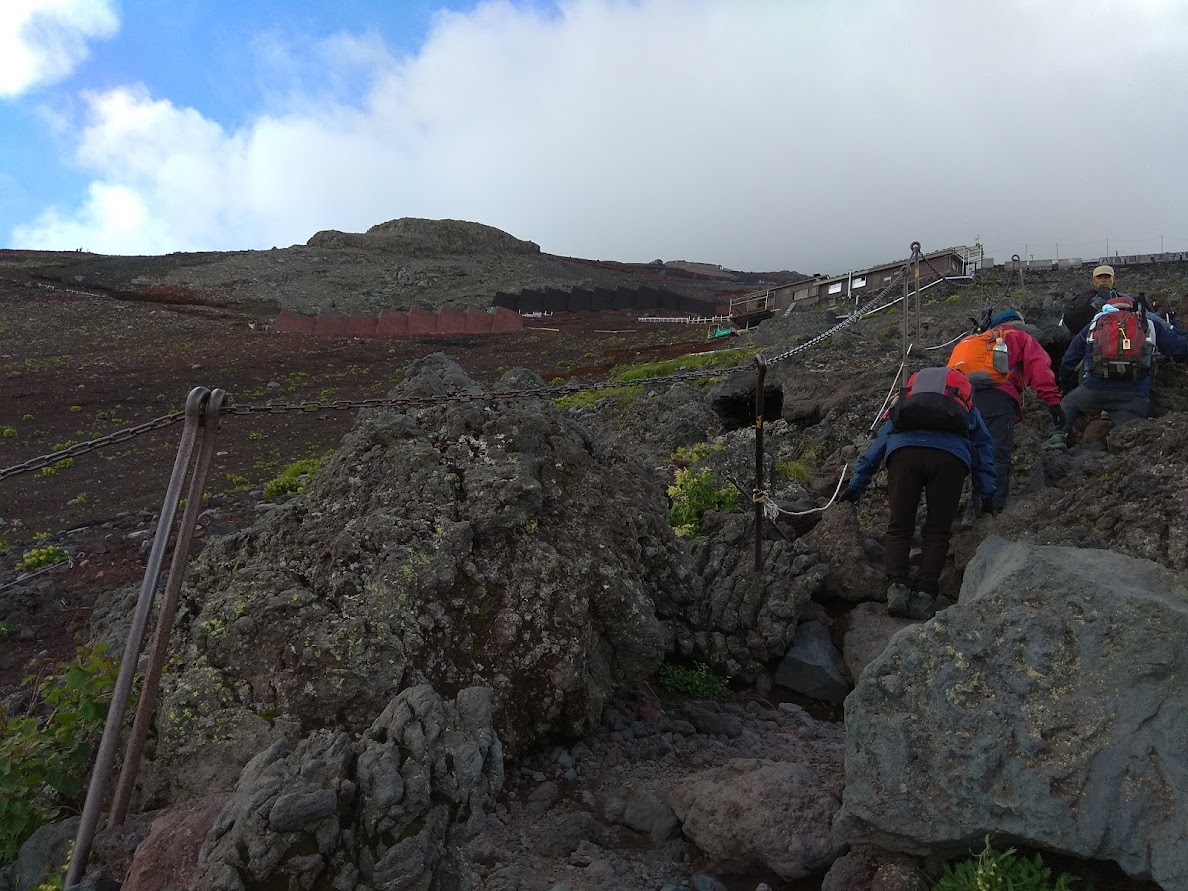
148,355 -> 697,803
307,217 -> 542,256
836,536 -> 1188,889
190,685 -> 502,891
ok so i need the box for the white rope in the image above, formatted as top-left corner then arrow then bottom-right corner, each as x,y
762,467 -> 849,518
921,332 -> 969,351
870,344 -> 913,431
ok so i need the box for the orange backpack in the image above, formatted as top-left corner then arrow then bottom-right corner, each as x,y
947,327 -> 1010,387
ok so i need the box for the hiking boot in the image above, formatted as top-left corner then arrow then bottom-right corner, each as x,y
1042,431 -> 1068,450
907,590 -> 937,620
886,582 -> 911,618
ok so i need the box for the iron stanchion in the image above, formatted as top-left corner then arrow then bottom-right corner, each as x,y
753,355 -> 768,572
66,387 -> 210,888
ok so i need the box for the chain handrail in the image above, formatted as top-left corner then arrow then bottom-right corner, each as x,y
0,258 -> 918,483
766,267 -> 909,366
0,411 -> 185,481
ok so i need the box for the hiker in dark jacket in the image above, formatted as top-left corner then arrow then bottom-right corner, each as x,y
1044,296 -> 1188,449
1060,265 -> 1152,378
840,397 -> 996,620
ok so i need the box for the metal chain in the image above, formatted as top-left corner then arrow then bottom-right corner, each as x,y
0,412 -> 185,482
0,551 -> 80,594
1,264 -> 917,480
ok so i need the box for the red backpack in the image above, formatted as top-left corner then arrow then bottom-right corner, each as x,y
889,366 -> 973,436
1088,309 -> 1154,380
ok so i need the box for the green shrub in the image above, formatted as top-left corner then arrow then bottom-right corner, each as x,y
0,644 -> 121,864
610,347 -> 756,382
658,662 -> 729,700
775,459 -> 810,483
263,456 -> 327,498
934,837 -> 1079,891
0,425 -> 15,438
670,441 -> 723,464
553,385 -> 642,411
666,467 -> 739,536
15,546 -> 69,572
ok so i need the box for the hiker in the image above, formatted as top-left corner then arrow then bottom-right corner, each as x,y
840,366 -> 996,620
1060,265 -> 1153,357
1045,295 -> 1188,449
947,309 -> 1062,513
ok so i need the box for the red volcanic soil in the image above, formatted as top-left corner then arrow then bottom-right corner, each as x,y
0,280 -> 719,686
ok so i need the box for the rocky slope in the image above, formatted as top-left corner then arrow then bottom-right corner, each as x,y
4,242 -> 1188,891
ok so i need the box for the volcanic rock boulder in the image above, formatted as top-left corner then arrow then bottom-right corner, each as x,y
151,356 -> 697,802
836,535 -> 1188,888
669,758 -> 846,881
191,685 -> 502,891
676,512 -> 827,681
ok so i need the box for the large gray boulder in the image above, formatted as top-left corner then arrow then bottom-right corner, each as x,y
669,759 -> 846,880
150,356 -> 695,802
192,685 -> 502,891
836,536 -> 1188,889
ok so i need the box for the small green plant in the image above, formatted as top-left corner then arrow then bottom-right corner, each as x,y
946,293 -> 962,304
0,425 -> 15,438
68,405 -> 82,413
263,456 -> 327,498
658,662 -> 729,700
248,431 -> 265,441
21,414 -> 34,422
66,493 -> 88,506
225,473 -> 252,493
0,621 -> 12,641
933,836 -> 1079,891
0,644 -> 122,864
34,458 -> 73,479
15,545 -> 69,572
666,467 -> 739,536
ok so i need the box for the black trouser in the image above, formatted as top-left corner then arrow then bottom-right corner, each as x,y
884,447 -> 968,596
972,387 -> 1016,513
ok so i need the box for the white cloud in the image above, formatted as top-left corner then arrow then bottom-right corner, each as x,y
0,0 -> 118,98
11,0 -> 1188,271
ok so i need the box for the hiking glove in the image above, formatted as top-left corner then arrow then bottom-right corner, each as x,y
839,488 -> 861,504
1048,404 -> 1065,430
980,496 -> 997,516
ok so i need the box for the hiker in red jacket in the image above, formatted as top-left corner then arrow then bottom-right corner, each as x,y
949,309 -> 1062,513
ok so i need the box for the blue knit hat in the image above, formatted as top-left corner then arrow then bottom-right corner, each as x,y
990,309 -> 1024,326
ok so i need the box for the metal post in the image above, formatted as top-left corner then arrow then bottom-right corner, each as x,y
910,241 -> 922,339
108,390 -> 227,827
753,355 -> 768,573
66,388 -> 209,888
901,264 -> 910,366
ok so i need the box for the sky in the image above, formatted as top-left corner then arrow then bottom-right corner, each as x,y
2,0 -> 1187,274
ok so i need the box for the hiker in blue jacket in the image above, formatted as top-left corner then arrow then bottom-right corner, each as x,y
840,374 -> 996,620
1044,296 -> 1188,449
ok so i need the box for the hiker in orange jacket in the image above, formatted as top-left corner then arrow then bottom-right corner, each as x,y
956,309 -> 1062,513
